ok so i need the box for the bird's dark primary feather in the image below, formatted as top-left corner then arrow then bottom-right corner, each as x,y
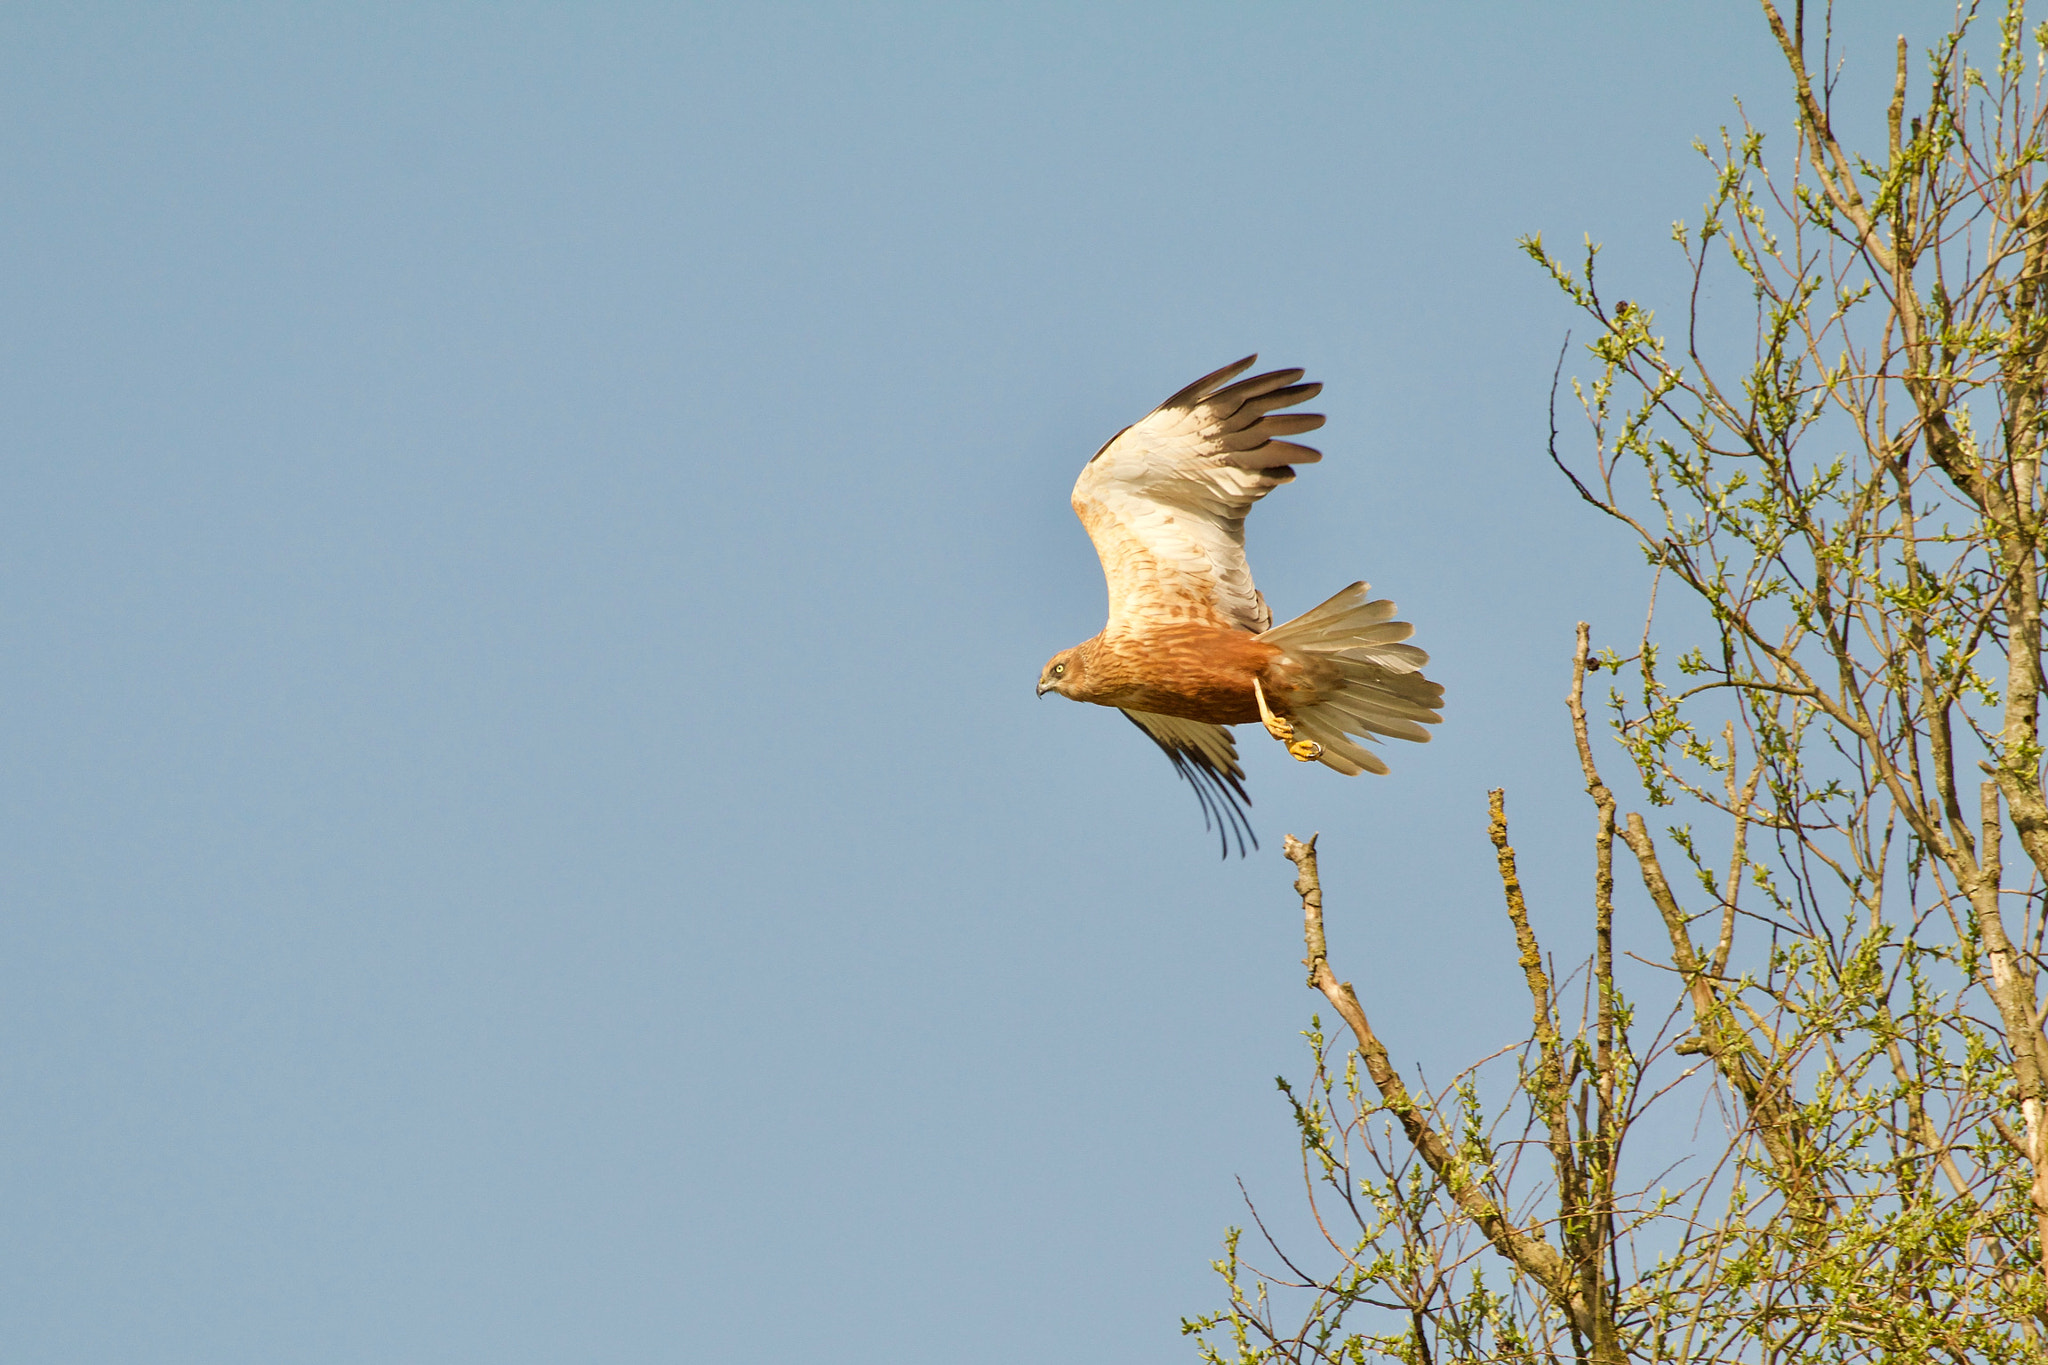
1120,710 -> 1256,858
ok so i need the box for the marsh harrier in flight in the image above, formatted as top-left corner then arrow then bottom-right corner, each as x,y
1038,356 -> 1442,855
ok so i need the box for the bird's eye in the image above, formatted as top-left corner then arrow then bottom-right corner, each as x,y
1052,663 -> 1065,676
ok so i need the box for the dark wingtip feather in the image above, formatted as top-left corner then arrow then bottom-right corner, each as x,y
1158,355 -> 1259,412
1183,751 -> 1257,858
1175,747 -> 1256,858
1121,715 -> 1257,858
1208,370 -> 1308,409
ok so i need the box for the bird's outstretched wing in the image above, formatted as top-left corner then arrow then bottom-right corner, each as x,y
1121,709 -> 1255,858
1074,356 -> 1324,636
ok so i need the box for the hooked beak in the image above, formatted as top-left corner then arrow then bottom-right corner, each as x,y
1036,678 -> 1051,696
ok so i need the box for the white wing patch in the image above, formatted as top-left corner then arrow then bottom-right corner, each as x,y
1073,357 -> 1324,636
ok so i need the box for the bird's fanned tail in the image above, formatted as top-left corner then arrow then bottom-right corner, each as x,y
1258,582 -> 1444,777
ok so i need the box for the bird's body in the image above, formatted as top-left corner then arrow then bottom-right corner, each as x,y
1056,626 -> 1277,720
1038,356 -> 1443,853
1054,625 -> 1291,725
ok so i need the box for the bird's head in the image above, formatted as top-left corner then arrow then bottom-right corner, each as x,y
1037,648 -> 1084,698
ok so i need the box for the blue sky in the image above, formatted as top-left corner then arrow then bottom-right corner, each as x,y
1,4 -> 1936,1361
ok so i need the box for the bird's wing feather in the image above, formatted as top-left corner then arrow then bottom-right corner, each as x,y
1121,709 -> 1255,858
1074,356 -> 1324,636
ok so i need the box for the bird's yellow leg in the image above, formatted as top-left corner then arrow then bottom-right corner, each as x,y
1253,678 -> 1322,762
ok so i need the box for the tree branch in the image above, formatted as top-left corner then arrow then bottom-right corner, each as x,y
1284,833 -> 1619,1356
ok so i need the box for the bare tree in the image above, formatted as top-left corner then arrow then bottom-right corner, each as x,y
1187,3 -> 2048,1360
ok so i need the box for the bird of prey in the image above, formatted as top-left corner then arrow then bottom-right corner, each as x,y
1037,356 -> 1442,855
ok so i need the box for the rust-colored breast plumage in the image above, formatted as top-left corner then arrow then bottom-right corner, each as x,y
1076,625 -> 1294,725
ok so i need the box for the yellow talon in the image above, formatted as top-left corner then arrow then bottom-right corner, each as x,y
1254,679 -> 1321,760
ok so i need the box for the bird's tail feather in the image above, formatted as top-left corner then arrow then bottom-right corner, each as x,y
1258,582 -> 1444,776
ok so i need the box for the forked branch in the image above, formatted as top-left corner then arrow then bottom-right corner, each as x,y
1285,834 -> 1622,1360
